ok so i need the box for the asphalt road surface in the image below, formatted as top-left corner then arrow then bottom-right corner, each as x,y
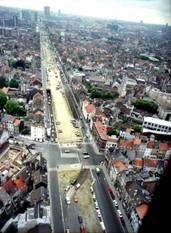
92,170 -> 124,233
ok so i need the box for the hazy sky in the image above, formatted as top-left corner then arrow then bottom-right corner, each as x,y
0,0 -> 170,25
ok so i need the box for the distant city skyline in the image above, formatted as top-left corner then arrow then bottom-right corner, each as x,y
0,0 -> 170,25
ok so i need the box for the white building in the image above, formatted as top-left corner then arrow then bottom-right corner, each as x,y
16,204 -> 51,233
143,117 -> 171,135
0,129 -> 9,148
31,125 -> 45,142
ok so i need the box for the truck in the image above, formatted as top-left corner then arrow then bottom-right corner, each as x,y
96,167 -> 100,174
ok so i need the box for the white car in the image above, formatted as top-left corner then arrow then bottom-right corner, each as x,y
64,149 -> 70,153
66,200 -> 71,205
90,186 -> 93,193
117,209 -> 123,218
65,185 -> 70,191
83,155 -> 90,159
113,200 -> 118,207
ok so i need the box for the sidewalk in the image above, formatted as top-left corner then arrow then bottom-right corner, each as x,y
87,128 -> 102,155
101,164 -> 133,233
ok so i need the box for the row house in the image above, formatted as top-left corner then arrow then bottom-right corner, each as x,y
82,99 -> 96,122
1,115 -> 24,135
92,120 -> 118,150
0,129 -> 9,148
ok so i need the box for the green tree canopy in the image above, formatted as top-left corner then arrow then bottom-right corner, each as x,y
5,99 -> 26,116
10,59 -> 26,70
132,99 -> 158,114
9,78 -> 19,88
0,91 -> 7,110
107,128 -> 119,136
0,76 -> 8,88
132,124 -> 142,133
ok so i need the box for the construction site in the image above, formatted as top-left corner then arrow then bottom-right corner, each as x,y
59,168 -> 102,233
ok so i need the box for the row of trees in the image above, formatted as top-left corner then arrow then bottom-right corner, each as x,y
86,82 -> 115,100
132,99 -> 158,114
0,76 -> 20,89
0,91 -> 26,116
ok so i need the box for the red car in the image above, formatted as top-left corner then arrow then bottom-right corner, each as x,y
80,224 -> 85,233
108,187 -> 115,200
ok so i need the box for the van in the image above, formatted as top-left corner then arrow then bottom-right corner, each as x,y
65,197 -> 71,205
66,228 -> 70,233
100,221 -> 106,232
76,183 -> 80,189
96,168 -> 100,174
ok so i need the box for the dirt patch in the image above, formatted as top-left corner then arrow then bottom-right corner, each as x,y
76,171 -> 102,233
58,169 -> 102,233
58,169 -> 80,191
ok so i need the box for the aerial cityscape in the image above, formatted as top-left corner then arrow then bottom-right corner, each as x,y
0,1 -> 171,233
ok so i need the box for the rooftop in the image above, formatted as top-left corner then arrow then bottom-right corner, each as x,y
85,103 -> 96,114
136,203 -> 149,220
144,117 -> 171,127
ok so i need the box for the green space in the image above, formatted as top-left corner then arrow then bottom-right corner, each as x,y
85,81 -> 116,100
132,99 -> 158,114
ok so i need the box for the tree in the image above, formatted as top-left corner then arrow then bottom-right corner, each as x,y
11,59 -> 26,70
132,124 -> 142,132
0,91 -> 7,110
91,89 -> 102,98
103,92 -> 114,100
0,76 -> 7,88
107,128 -> 119,136
132,99 -> 158,114
5,99 -> 26,116
9,78 -> 19,88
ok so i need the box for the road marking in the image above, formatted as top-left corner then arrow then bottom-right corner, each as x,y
48,167 -> 58,171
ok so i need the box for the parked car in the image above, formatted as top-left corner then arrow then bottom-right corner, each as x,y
64,149 -> 70,153
113,200 -> 118,207
76,183 -> 80,189
83,155 -> 90,159
78,215 -> 83,224
83,151 -> 89,155
65,185 -> 70,191
74,196 -> 78,203
71,179 -> 77,185
90,186 -> 93,193
117,209 -> 123,218
65,197 -> 71,205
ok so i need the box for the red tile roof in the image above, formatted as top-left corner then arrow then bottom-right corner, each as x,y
144,158 -> 158,168
119,140 -> 134,149
159,143 -> 169,151
113,160 -> 127,172
14,119 -> 21,126
14,178 -> 26,190
85,103 -> 96,114
132,159 -> 143,168
2,179 -> 17,194
136,204 -> 149,219
95,121 -> 107,141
